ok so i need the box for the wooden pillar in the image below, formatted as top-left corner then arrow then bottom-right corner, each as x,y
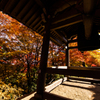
65,42 -> 69,80
66,43 -> 69,66
34,17 -> 51,100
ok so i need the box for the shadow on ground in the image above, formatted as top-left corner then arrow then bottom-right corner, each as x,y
29,80 -> 100,100
62,80 -> 100,100
90,84 -> 100,100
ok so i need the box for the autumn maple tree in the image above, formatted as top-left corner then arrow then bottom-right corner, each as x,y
0,11 -> 63,94
0,11 -> 44,93
69,37 -> 100,67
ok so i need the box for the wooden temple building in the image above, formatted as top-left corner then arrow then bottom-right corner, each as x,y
0,0 -> 100,99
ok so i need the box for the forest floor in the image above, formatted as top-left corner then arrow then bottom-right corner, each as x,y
51,79 -> 100,100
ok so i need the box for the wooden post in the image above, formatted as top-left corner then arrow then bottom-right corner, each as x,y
34,17 -> 51,100
65,42 -> 69,80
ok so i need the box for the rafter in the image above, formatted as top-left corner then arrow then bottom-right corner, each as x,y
38,27 -> 45,34
3,0 -> 17,13
36,25 -> 42,32
22,4 -> 38,23
16,0 -> 35,20
50,15 -> 83,30
52,7 -> 81,24
50,0 -> 77,16
60,30 -> 67,39
30,17 -> 41,28
52,13 -> 81,24
11,0 -> 28,17
53,30 -> 67,43
26,9 -> 40,26
33,20 -> 42,30
35,0 -> 47,15
0,0 -> 9,11
50,37 -> 62,46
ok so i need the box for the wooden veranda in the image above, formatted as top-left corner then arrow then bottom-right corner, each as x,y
0,0 -> 100,100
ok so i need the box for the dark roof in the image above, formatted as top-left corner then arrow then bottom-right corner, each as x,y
0,0 -> 100,46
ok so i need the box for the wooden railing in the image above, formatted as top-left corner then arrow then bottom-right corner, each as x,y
69,77 -> 100,84
46,67 -> 100,79
43,66 -> 100,100
17,66 -> 100,100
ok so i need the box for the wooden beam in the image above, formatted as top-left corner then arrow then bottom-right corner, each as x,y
46,68 -> 100,79
53,31 -> 67,43
38,27 -> 45,34
69,77 -> 100,84
26,9 -> 40,26
44,92 -> 71,100
60,30 -> 67,39
3,0 -> 19,13
68,66 -> 100,70
68,39 -> 77,43
52,7 -> 81,24
52,37 -> 63,45
35,0 -> 47,15
50,15 -> 83,30
30,17 -> 41,29
69,46 -> 78,49
50,37 -> 62,46
0,0 -> 10,11
36,25 -> 42,32
52,13 -> 81,24
33,20 -> 42,30
51,34 -> 63,45
16,0 -> 35,20
35,0 -> 44,8
11,0 -> 28,17
50,0 -> 77,15
22,4 -> 38,23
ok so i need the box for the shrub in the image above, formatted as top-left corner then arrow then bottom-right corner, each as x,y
0,80 -> 23,100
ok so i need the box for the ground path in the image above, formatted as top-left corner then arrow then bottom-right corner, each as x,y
51,79 -> 100,100
21,79 -> 100,100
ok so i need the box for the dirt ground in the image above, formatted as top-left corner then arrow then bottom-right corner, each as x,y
50,80 -> 100,100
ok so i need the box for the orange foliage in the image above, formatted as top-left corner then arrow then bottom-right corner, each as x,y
69,41 -> 100,67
